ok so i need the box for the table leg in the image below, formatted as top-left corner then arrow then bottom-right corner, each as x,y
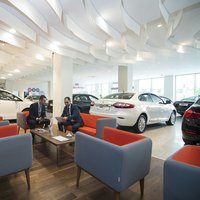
57,146 -> 60,166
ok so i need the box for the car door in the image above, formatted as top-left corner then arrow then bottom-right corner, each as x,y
150,94 -> 166,121
0,90 -> 22,119
138,93 -> 156,122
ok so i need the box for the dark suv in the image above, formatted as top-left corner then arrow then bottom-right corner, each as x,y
47,94 -> 98,113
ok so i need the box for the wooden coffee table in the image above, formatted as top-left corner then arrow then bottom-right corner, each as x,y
30,127 -> 75,166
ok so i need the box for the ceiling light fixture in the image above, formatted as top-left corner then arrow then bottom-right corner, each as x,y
157,24 -> 163,28
8,73 -> 13,76
14,69 -> 20,73
9,28 -> 16,34
136,53 -> 143,61
0,77 -> 6,79
177,46 -> 184,53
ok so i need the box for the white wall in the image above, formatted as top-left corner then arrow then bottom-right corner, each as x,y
5,80 -> 49,99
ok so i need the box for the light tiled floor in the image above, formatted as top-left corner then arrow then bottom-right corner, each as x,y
143,116 -> 184,160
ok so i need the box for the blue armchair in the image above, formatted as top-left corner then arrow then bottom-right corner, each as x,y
164,145 -> 200,200
0,134 -> 33,189
75,127 -> 152,200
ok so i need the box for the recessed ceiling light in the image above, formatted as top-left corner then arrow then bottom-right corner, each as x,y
157,24 -> 163,28
136,52 -> 143,61
14,69 -> 20,73
36,54 -> 44,61
177,46 -> 184,53
9,28 -> 16,34
8,73 -> 13,76
0,77 -> 6,79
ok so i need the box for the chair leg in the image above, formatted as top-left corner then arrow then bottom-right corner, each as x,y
25,169 -> 30,190
18,126 -> 20,133
76,165 -> 82,188
140,178 -> 144,197
114,191 -> 120,200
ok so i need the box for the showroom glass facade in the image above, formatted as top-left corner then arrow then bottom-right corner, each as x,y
139,78 -> 164,95
175,73 -> 200,100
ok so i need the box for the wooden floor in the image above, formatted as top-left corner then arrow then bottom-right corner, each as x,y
0,136 -> 164,200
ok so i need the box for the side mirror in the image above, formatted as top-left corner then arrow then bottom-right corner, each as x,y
165,100 -> 171,104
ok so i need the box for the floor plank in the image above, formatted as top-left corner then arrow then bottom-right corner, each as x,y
0,141 -> 163,200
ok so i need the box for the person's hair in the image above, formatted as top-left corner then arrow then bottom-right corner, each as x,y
39,95 -> 46,100
64,96 -> 71,101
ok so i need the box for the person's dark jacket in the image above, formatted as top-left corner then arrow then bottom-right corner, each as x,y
28,102 -> 46,121
61,104 -> 83,125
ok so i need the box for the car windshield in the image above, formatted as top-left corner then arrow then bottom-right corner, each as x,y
181,96 -> 198,101
103,93 -> 135,99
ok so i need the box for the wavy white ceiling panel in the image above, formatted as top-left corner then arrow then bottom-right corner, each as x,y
123,0 -> 161,25
60,0 -> 108,40
0,5 -> 36,41
49,26 -> 89,54
8,0 -> 48,32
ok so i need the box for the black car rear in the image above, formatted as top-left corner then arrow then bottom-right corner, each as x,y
174,96 -> 200,116
182,98 -> 200,144
47,94 -> 98,113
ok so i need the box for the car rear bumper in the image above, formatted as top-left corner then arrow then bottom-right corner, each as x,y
90,110 -> 138,126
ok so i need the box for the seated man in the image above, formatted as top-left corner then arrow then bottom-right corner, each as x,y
27,95 -> 50,129
58,96 -> 84,133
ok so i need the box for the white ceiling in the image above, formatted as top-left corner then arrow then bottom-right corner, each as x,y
0,0 -> 200,85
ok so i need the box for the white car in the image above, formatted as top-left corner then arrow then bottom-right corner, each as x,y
0,89 -> 32,120
90,92 -> 176,133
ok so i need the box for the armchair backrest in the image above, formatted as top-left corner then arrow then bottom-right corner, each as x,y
17,111 -> 29,129
0,123 -> 18,138
0,134 -> 32,176
80,113 -> 108,129
103,127 -> 145,146
0,116 -> 3,121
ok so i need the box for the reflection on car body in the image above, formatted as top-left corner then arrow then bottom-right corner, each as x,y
182,97 -> 200,145
90,92 -> 176,133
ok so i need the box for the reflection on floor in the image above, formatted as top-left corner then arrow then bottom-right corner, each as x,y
119,116 -> 184,160
143,116 -> 184,160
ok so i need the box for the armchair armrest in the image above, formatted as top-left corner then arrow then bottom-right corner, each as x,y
96,118 -> 116,138
0,120 -> 10,126
0,134 -> 32,176
0,124 -> 18,138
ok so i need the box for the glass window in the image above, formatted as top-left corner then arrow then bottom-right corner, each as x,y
176,74 -> 194,100
150,94 -> 163,103
138,94 -> 152,102
139,79 -> 151,93
151,78 -> 164,95
0,91 -> 21,101
104,93 -> 134,99
89,95 -> 98,101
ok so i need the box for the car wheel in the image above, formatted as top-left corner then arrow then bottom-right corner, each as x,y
134,114 -> 146,133
166,111 -> 176,125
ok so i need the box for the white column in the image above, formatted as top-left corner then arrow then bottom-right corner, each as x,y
164,75 -> 175,101
52,53 -> 73,121
133,80 -> 139,92
48,81 -> 53,100
118,65 -> 133,92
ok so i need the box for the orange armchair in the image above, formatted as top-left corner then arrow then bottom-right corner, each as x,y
0,121 -> 18,138
0,116 -> 3,121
